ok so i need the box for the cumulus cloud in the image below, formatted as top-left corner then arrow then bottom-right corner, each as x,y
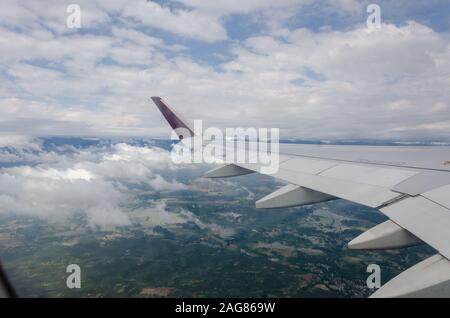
131,200 -> 191,227
131,200 -> 235,238
0,0 -> 111,33
0,141 -> 191,228
0,1 -> 449,141
0,138 -> 238,237
122,0 -> 228,43
222,22 -> 450,139
178,0 -> 309,15
0,167 -> 130,227
0,135 -> 33,148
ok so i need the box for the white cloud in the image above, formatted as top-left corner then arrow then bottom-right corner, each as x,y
148,174 -> 188,191
132,201 -> 188,227
130,200 -> 235,238
0,1 -> 449,141
178,0 -> 308,14
0,141 -> 191,227
0,135 -> 33,148
0,0 -> 111,33
0,139 -> 232,237
14,167 -> 96,182
121,0 -> 228,43
322,0 -> 367,16
0,166 -> 130,227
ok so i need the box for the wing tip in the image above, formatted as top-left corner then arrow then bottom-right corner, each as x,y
151,96 -> 195,139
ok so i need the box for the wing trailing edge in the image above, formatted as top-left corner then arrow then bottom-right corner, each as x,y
371,254 -> 450,298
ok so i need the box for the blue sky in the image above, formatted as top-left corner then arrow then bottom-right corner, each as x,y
0,0 -> 450,141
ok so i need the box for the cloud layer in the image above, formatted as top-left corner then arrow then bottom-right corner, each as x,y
0,141 -> 190,227
0,1 -> 450,140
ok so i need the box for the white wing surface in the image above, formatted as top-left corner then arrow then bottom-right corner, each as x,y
152,97 -> 450,298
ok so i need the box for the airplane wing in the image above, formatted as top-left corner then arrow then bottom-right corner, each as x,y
152,96 -> 450,298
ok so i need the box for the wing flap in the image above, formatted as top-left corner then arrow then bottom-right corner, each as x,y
237,161 -> 403,208
279,157 -> 338,174
318,163 -> 418,188
382,196 -> 450,259
371,254 -> 450,298
275,168 -> 402,208
392,171 -> 450,196
422,184 -> 450,209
